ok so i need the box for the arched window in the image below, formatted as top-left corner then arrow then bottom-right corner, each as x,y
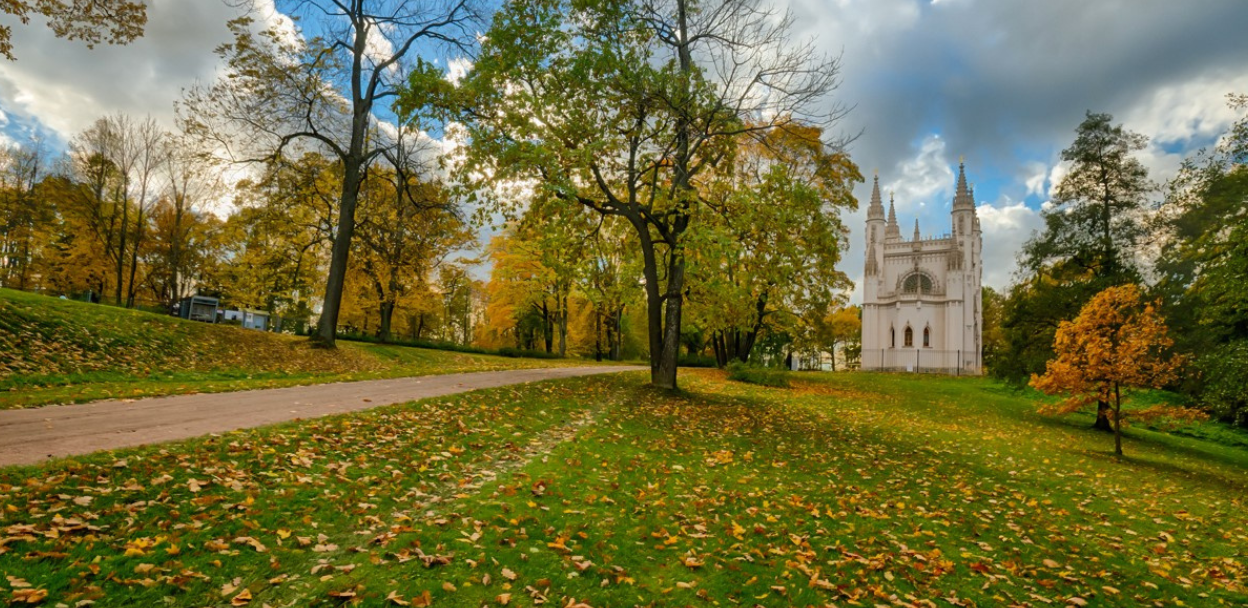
904,326 -> 914,347
890,326 -> 895,348
923,326 -> 931,348
901,272 -> 934,295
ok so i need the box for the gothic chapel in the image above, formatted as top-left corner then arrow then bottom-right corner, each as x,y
860,162 -> 983,374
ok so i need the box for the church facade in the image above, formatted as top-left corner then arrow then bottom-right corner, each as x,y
860,163 -> 983,374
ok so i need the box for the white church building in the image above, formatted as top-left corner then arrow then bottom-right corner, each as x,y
860,162 -> 983,374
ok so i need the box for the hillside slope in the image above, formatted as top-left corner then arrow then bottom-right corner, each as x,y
0,289 -> 580,408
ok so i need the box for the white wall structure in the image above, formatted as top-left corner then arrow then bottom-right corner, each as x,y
860,163 -> 983,374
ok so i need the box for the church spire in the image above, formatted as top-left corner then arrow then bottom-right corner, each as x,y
886,192 -> 900,240
913,218 -> 921,241
953,158 -> 974,210
867,172 -> 885,221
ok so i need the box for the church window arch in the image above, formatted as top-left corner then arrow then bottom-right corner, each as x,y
890,326 -> 895,348
923,325 -> 931,348
904,325 -> 914,348
899,271 -> 935,295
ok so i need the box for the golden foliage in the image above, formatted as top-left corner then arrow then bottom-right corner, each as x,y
1030,284 -> 1204,443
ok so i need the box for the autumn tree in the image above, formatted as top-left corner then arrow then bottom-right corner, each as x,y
437,264 -> 480,345
1031,284 -> 1195,456
484,228 -> 571,355
351,153 -> 471,342
0,0 -> 145,60
0,141 -> 48,290
689,122 -> 859,368
216,154 -> 339,319
434,0 -> 849,388
145,138 -> 222,308
66,115 -> 170,307
577,216 -> 637,361
181,0 -> 484,346
1000,112 -> 1154,428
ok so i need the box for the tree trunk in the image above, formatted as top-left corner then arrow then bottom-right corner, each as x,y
540,302 -> 553,353
1094,399 -> 1114,432
594,309 -> 603,361
654,251 -> 686,390
1112,383 -> 1123,457
126,204 -> 146,308
314,157 -> 363,348
712,330 -> 727,368
379,301 -> 394,343
611,307 -> 624,361
557,294 -> 568,357
115,191 -> 128,305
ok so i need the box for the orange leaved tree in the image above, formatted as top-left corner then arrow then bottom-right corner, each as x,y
1030,284 -> 1198,456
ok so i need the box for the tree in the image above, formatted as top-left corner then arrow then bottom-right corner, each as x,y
216,154 -> 339,319
484,229 -> 570,355
1030,284 -> 1196,457
577,216 -> 636,361
981,286 -> 1006,374
181,0 -> 483,346
0,141 -> 48,290
351,162 -> 471,343
1000,112 -> 1154,429
1154,93 -> 1248,423
0,0 -> 145,60
146,138 -> 221,308
437,0 -> 848,388
690,122 -> 859,368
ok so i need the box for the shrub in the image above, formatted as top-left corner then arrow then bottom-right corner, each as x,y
496,346 -> 563,359
726,361 -> 790,388
678,354 -> 718,368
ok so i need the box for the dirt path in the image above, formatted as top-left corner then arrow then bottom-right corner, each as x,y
0,366 -> 643,467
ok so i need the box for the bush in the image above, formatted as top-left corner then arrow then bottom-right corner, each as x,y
725,361 -> 790,388
496,346 -> 563,359
678,354 -> 718,368
336,333 -> 563,359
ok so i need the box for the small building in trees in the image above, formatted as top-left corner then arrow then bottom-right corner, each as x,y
176,295 -> 220,323
860,162 -> 983,374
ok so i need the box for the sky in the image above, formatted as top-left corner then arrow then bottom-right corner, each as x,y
2,0 -> 1247,300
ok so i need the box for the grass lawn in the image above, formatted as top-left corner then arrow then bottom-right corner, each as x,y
0,289 -> 592,409
3,369 -> 1246,606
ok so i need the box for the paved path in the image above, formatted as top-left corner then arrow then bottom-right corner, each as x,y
0,366 -> 643,467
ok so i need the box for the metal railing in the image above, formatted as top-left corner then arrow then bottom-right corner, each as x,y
859,348 -> 979,375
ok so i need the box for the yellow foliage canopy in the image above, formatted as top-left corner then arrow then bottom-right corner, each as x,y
1030,284 -> 1196,421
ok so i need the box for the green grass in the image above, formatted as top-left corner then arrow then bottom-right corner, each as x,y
0,288 -> 590,409
3,369 -> 1247,606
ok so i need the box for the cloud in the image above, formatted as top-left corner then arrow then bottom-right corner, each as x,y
0,2 -> 251,140
976,200 -> 1045,289
884,134 -> 956,213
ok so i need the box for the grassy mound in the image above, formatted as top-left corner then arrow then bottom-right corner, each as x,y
0,289 -> 586,408
0,289 -> 378,381
3,370 -> 1246,606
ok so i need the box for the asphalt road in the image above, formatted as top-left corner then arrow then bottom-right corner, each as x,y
0,366 -> 644,467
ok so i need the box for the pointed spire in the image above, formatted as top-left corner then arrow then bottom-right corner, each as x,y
913,218 -> 921,241
885,192 -> 901,240
953,158 -> 974,210
867,173 -> 885,221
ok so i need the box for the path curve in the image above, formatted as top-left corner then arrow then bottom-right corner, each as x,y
0,366 -> 644,467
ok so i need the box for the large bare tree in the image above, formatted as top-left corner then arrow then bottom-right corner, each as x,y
180,0 -> 483,346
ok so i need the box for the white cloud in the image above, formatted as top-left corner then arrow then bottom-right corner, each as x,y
976,200 -> 1045,289
1122,72 -> 1248,147
446,57 -> 473,85
0,1 -> 249,140
1022,160 -> 1048,198
884,133 -> 956,212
